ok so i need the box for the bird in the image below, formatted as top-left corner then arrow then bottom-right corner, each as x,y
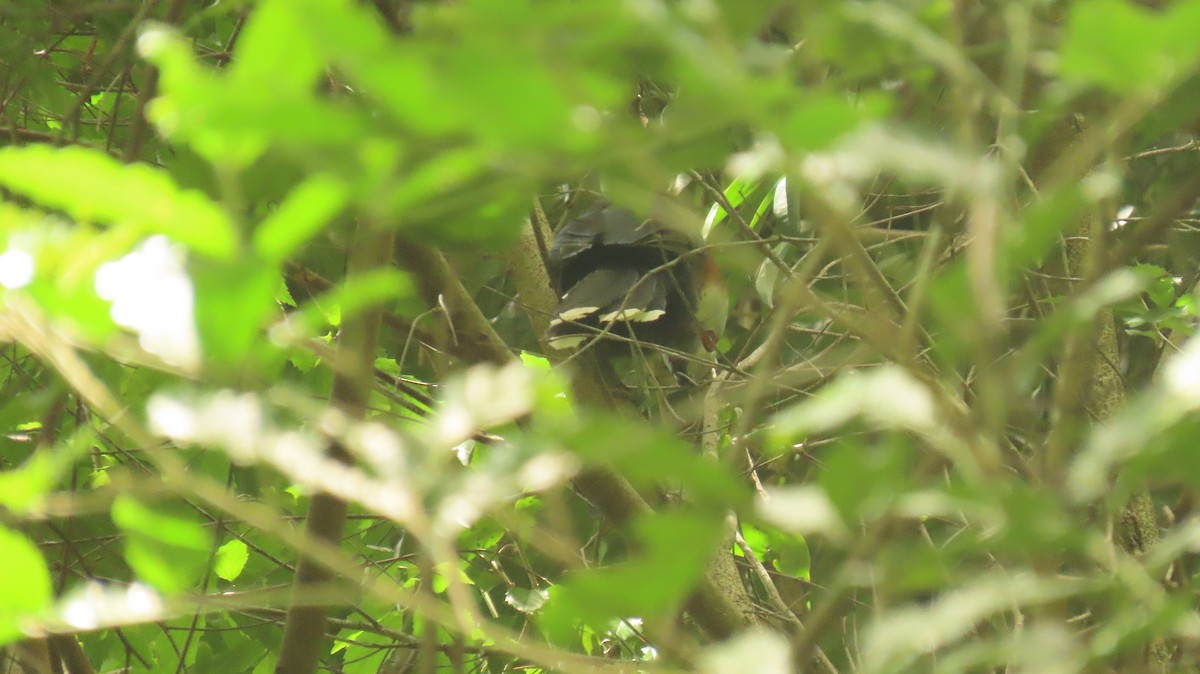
545,202 -> 727,366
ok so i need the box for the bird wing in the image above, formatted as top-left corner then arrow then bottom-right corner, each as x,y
547,266 -> 669,349
548,204 -> 663,263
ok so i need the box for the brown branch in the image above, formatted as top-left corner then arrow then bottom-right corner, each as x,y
1030,110 -> 1171,668
59,0 -> 155,144
121,0 -> 186,163
505,212 -> 558,341
48,634 -> 95,674
13,639 -> 54,674
394,240 -> 513,366
275,223 -> 396,674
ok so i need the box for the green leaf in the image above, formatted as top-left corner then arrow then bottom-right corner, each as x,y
0,526 -> 53,645
560,416 -> 748,510
519,351 -> 551,370
112,496 -> 208,548
252,175 -> 348,262
192,259 -> 280,366
772,535 -> 811,580
702,176 -> 766,240
540,510 -> 725,641
754,242 -> 793,307
190,629 -> 266,674
776,91 -> 890,152
112,496 -> 209,592
0,146 -> 237,259
820,436 -> 913,523
384,148 -> 491,218
213,539 -> 249,582
1059,0 -> 1200,93
0,427 -> 95,512
431,561 -> 474,594
141,23 -> 368,168
289,268 -> 411,337
289,0 -> 445,131
701,630 -> 792,674
770,365 -> 939,444
229,0 -> 325,96
1003,184 -> 1087,272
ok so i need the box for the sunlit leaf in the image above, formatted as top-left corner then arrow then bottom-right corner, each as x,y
701,629 -> 791,674
702,175 -> 766,239
0,146 -> 236,259
0,427 -> 95,512
505,587 -> 549,614
214,539 -> 249,582
229,0 -> 325,96
861,574 -> 1074,673
770,365 -> 938,442
0,526 -> 53,645
757,486 -> 845,539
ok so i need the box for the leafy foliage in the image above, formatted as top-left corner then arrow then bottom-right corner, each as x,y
0,1 -> 1199,673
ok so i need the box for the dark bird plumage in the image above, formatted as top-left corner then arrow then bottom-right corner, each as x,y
546,203 -> 724,355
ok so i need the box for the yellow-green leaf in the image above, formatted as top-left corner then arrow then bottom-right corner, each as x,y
0,146 -> 237,259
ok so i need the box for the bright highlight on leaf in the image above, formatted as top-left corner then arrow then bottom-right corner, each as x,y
58,583 -> 164,632
757,486 -> 845,539
0,248 -> 34,289
701,630 -> 791,674
1163,336 -> 1200,407
771,365 -> 938,440
95,236 -> 200,371
861,574 -> 1072,672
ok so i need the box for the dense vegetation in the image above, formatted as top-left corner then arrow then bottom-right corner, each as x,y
1,1 -> 1199,672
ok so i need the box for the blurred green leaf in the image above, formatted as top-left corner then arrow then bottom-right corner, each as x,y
861,573 -> 1075,674
770,366 -> 939,444
142,23 -> 368,168
229,0 -> 325,97
0,427 -> 94,512
1060,0 -> 1200,93
0,526 -> 53,645
559,415 -> 748,511
112,496 -> 209,592
771,535 -> 811,581
776,91 -> 891,152
541,510 -> 725,640
288,268 -> 411,339
701,630 -> 792,674
0,146 -> 236,259
505,587 -> 549,614
253,176 -> 348,262
192,259 -> 280,366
